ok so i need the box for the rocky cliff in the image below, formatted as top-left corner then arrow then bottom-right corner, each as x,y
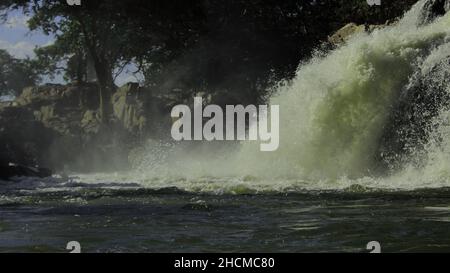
0,82 -> 170,174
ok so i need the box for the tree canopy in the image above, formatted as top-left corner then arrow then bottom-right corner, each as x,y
0,49 -> 38,96
0,0 -> 419,109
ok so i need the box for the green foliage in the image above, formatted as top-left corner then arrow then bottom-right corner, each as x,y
1,0 -> 420,105
3,0 -> 209,120
0,49 -> 38,95
139,0 -> 420,104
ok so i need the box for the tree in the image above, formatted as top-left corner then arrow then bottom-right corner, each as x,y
1,0 -> 419,109
2,0 -> 206,122
0,49 -> 38,96
26,1 -> 131,122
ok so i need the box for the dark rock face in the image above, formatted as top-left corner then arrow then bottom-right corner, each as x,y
0,106 -> 58,168
16,83 -> 100,110
0,83 -> 163,173
419,0 -> 450,25
16,83 -> 100,136
0,164 -> 52,180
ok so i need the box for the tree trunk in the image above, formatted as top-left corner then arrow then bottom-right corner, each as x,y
92,55 -> 114,124
76,17 -> 114,124
76,52 -> 86,83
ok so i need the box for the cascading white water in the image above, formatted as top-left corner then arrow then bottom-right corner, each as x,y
78,0 -> 450,193
233,0 -> 450,180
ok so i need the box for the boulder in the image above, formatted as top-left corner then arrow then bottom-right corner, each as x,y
15,83 -> 100,136
16,83 -> 99,110
0,106 -> 57,168
328,23 -> 366,45
0,163 -> 52,180
0,83 -> 129,172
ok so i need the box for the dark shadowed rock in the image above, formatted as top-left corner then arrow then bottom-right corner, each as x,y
0,82 -> 173,172
0,163 -> 52,180
0,83 -> 135,172
0,106 -> 58,168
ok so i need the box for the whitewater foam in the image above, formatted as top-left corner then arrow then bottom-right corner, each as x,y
33,0 -> 450,194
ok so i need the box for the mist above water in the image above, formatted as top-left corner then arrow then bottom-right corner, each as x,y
78,1 -> 450,193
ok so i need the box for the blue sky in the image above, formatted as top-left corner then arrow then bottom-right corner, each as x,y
0,10 -> 142,86
0,10 -> 53,59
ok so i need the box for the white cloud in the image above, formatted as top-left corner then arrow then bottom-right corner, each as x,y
0,39 -> 36,58
5,15 -> 30,29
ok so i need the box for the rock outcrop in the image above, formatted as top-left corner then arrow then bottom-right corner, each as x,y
0,163 -> 52,180
0,83 -> 163,173
328,23 -> 366,45
16,83 -> 100,135
0,106 -> 57,167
